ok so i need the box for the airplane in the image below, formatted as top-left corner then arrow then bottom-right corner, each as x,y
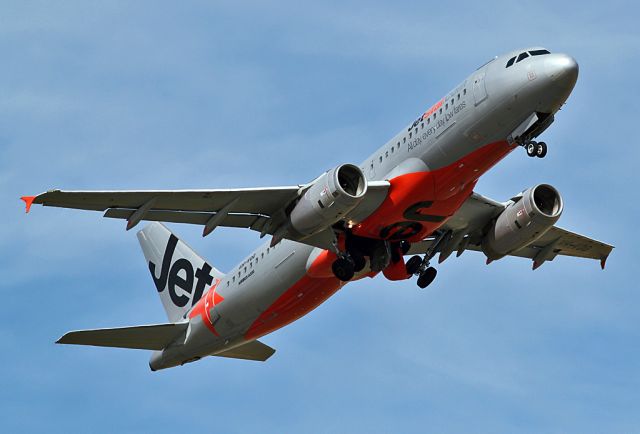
22,47 -> 613,371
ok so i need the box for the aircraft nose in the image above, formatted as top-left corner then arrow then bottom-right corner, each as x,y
544,54 -> 579,89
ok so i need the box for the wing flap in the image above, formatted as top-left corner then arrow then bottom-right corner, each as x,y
56,322 -> 188,350
511,226 -> 613,261
408,226 -> 612,267
104,208 -> 268,229
213,340 -> 276,362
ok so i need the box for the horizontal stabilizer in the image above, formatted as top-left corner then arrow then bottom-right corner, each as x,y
56,322 -> 188,350
214,340 -> 275,362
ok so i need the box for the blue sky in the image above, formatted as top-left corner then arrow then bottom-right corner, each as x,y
2,1 -> 639,432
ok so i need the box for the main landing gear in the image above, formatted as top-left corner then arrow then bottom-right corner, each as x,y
524,140 -> 547,158
330,234 -> 406,282
405,230 -> 449,289
405,255 -> 438,289
331,251 -> 366,282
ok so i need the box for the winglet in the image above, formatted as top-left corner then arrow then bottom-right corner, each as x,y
20,196 -> 36,213
600,256 -> 608,270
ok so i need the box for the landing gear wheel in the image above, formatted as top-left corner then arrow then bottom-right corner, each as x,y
332,258 -> 355,281
526,141 -> 537,157
405,255 -> 422,275
351,251 -> 366,273
417,267 -> 437,289
536,141 -> 547,158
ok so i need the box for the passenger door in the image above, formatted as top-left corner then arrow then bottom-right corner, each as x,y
472,70 -> 488,106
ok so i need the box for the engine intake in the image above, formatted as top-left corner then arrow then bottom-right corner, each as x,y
289,164 -> 367,237
482,184 -> 563,260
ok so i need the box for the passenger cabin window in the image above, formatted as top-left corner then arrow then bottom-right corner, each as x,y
516,52 -> 529,63
529,49 -> 551,56
505,56 -> 516,68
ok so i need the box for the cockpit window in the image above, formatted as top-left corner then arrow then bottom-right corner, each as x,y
529,49 -> 551,56
505,56 -> 516,68
516,52 -> 529,63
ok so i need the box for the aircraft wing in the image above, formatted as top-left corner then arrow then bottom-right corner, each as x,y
407,192 -> 613,269
23,182 -> 390,248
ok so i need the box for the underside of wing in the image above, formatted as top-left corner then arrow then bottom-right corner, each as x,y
409,227 -> 612,269
25,179 -> 390,250
407,191 -> 613,269
508,226 -> 613,266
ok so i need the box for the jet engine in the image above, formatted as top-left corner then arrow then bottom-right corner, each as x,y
482,184 -> 563,260
289,164 -> 367,237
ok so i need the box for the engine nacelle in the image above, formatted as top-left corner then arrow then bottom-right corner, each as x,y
482,184 -> 563,260
289,164 -> 367,237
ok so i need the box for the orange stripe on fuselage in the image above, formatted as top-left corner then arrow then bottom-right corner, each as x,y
244,274 -> 343,341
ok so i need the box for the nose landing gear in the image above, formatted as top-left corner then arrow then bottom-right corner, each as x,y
524,140 -> 547,158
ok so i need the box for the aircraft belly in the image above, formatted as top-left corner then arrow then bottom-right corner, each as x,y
352,140 -> 516,242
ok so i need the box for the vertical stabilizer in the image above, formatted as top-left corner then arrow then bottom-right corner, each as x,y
137,222 -> 224,323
